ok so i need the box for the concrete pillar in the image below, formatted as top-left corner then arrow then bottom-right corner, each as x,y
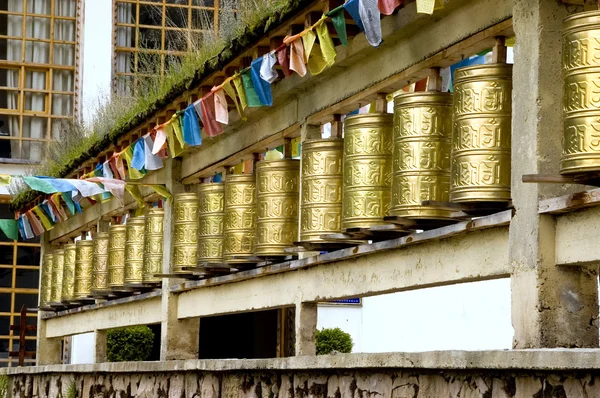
295,302 -> 317,356
94,330 -> 107,363
159,158 -> 200,360
510,0 -> 599,348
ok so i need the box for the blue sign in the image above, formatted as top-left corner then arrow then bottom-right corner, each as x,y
330,298 -> 361,305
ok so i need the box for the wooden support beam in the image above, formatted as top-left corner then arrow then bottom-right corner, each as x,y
283,138 -> 293,159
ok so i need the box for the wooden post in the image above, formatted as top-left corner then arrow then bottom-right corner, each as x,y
330,115 -> 343,138
492,36 -> 507,64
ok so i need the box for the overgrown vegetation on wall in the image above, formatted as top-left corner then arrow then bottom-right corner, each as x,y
315,327 -> 354,355
107,325 -> 155,362
12,0 -> 310,211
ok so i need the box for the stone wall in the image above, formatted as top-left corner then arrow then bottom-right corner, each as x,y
7,368 -> 600,397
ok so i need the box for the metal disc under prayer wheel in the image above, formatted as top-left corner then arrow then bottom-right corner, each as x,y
255,159 -> 300,256
108,224 -> 126,288
92,232 -> 109,292
50,249 -> 65,304
61,245 -> 75,303
223,174 -> 256,265
198,183 -> 224,264
342,114 -> 393,229
561,11 -> 600,174
124,217 -> 145,285
391,93 -> 454,220
300,139 -> 344,241
173,193 -> 198,273
143,208 -> 164,283
40,254 -> 53,308
74,240 -> 93,300
451,64 -> 512,203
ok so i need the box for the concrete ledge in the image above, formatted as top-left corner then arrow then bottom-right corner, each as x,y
6,349 -> 600,375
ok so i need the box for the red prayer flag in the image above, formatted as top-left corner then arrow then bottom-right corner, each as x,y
200,92 -> 224,137
277,46 -> 293,77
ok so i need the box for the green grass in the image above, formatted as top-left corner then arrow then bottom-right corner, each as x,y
0,374 -> 9,398
11,0 -> 306,211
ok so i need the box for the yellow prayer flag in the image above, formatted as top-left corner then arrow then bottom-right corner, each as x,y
149,185 -> 173,202
222,80 -> 246,121
119,146 -> 145,180
232,74 -> 248,111
291,137 -> 301,158
32,207 -> 53,231
0,175 -> 11,186
315,16 -> 336,67
125,184 -> 145,208
302,30 -> 317,64
171,114 -> 185,148
233,163 -> 244,174
416,0 -> 443,14
165,120 -> 185,158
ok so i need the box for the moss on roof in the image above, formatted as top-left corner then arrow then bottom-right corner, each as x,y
11,0 -> 313,212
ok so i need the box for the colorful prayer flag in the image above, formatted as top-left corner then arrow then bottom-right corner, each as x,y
0,219 -> 18,241
183,104 -> 203,146
241,69 -> 262,107
250,57 -> 274,106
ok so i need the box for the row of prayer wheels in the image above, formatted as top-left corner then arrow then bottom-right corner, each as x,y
39,208 -> 164,307
165,62 -> 514,264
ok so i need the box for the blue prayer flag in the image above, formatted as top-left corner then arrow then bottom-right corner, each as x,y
344,0 -> 365,32
131,138 -> 146,170
250,58 -> 273,106
183,104 -> 203,146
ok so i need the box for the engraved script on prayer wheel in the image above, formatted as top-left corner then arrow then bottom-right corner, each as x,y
342,113 -> 393,229
124,217 -> 145,284
391,93 -> 454,220
40,254 -> 53,307
108,224 -> 126,288
198,183 -> 225,264
223,174 -> 256,264
60,245 -> 74,303
143,208 -> 164,283
255,159 -> 300,256
300,139 -> 344,241
92,232 -> 109,291
50,249 -> 64,304
451,64 -> 512,203
173,193 -> 198,273
74,240 -> 94,299
561,11 -> 600,174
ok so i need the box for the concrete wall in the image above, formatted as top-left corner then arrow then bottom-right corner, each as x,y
7,351 -> 600,397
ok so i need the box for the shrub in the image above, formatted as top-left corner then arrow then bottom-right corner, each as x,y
315,327 -> 353,355
107,325 -> 154,362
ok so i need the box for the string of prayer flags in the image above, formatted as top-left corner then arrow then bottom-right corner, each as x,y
200,91 -> 224,137
232,73 -> 248,111
143,135 -> 164,170
22,176 -> 59,194
276,46 -> 293,77
416,0 -> 443,14
344,0 -> 365,32
0,219 -> 18,241
359,0 -> 383,47
241,69 -> 262,107
183,104 -> 203,146
250,57 -> 274,106
87,177 -> 126,205
327,5 -> 348,46
214,89 -> 229,125
378,0 -> 401,15
222,80 -> 246,121
50,194 -> 68,221
166,115 -> 185,158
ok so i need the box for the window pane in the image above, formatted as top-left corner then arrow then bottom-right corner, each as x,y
192,9 -> 214,30
166,6 -> 188,28
116,3 -> 136,24
0,90 -> 19,110
0,340 -> 9,357
6,1 -> 23,12
15,269 -> 38,289
14,294 -> 38,312
116,27 -> 135,48
12,316 -> 37,329
24,93 -> 47,112
53,20 -> 75,43
138,53 -> 161,74
55,0 -> 76,18
12,339 -> 36,353
0,246 -> 13,266
52,94 -> 73,116
53,43 -> 75,66
24,41 -> 50,64
165,30 -> 187,52
22,117 -> 48,139
25,17 -> 51,39
53,70 -> 74,92
0,39 -> 22,62
27,0 -> 51,15
116,52 -> 134,73
16,246 -> 40,266
139,4 -> 162,26
139,28 -> 162,50
0,268 -> 12,288
0,294 -> 11,313
25,70 -> 47,90
193,0 -> 215,6
0,318 -> 9,337
0,69 -> 19,89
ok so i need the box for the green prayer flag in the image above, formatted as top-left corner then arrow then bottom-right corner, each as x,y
241,70 -> 262,107
61,192 -> 76,215
0,219 -> 18,241
327,6 -> 348,46
22,176 -> 58,194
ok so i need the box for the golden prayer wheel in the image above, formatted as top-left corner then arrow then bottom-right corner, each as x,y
143,208 -> 164,283
108,224 -> 126,288
223,174 -> 256,264
124,217 -> 145,284
40,254 -> 53,307
300,139 -> 344,241
391,93 -> 454,220
173,193 -> 198,273
92,232 -> 109,291
50,249 -> 65,304
60,245 -> 75,303
451,64 -> 512,203
198,183 -> 225,264
342,113 -> 393,229
561,11 -> 600,174
255,159 -> 300,256
74,240 -> 93,299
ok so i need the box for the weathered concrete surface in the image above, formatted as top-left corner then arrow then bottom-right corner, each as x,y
555,205 -> 600,266
509,0 -> 599,348
7,350 -> 600,397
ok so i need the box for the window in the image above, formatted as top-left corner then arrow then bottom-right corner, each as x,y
0,204 -> 41,367
113,0 -> 234,96
0,0 -> 80,162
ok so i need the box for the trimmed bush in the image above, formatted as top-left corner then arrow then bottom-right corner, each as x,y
315,327 -> 353,355
107,325 -> 154,362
